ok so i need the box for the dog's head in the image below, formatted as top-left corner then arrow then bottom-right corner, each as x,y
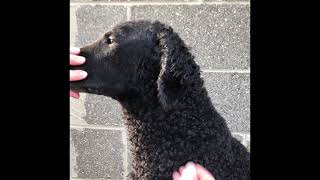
70,20 -> 200,110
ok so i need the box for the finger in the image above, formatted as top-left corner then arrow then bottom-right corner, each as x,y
70,90 -> 80,99
70,70 -> 87,81
172,171 -> 181,180
180,162 -> 197,180
179,166 -> 186,175
70,47 -> 80,54
195,164 -> 215,180
70,54 -> 86,65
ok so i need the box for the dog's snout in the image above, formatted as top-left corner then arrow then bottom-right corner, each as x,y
79,47 -> 90,57
80,40 -> 101,57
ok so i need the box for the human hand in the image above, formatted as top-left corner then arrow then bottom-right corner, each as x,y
172,162 -> 215,180
70,47 -> 87,99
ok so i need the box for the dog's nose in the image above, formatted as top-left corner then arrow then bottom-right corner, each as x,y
80,39 -> 101,57
79,47 -> 90,58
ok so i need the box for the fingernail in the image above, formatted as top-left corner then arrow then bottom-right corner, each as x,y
185,162 -> 195,168
80,71 -> 87,77
78,56 -> 86,63
185,162 -> 196,173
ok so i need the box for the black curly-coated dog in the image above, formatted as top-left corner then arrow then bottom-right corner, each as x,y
70,20 -> 250,180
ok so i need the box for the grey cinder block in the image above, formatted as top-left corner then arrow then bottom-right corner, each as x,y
70,128 -> 125,179
75,5 -> 127,47
84,94 -> 124,126
131,4 -> 250,70
202,72 -> 250,132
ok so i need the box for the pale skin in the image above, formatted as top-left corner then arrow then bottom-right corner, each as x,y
70,47 -> 215,180
70,47 -> 87,99
172,162 -> 215,180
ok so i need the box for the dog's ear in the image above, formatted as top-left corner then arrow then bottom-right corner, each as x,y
154,22 -> 199,111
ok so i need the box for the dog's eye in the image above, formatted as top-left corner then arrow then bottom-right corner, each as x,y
106,36 -> 114,44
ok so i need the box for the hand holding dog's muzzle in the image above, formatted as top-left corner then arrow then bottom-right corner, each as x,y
70,47 -> 87,99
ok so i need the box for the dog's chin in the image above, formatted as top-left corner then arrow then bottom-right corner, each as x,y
70,87 -> 88,93
70,85 -> 113,97
70,85 -> 99,94
70,82 -> 124,98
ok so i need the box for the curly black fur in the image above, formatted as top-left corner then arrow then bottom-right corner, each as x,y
70,20 -> 250,180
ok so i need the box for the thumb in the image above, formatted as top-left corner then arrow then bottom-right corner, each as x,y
180,162 -> 197,180
195,164 -> 215,180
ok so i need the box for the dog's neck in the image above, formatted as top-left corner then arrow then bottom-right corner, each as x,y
113,81 -> 236,179
117,83 -> 162,116
116,80 -> 214,123
115,67 -> 211,119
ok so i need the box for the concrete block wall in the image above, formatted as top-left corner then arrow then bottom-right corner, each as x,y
70,0 -> 250,179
